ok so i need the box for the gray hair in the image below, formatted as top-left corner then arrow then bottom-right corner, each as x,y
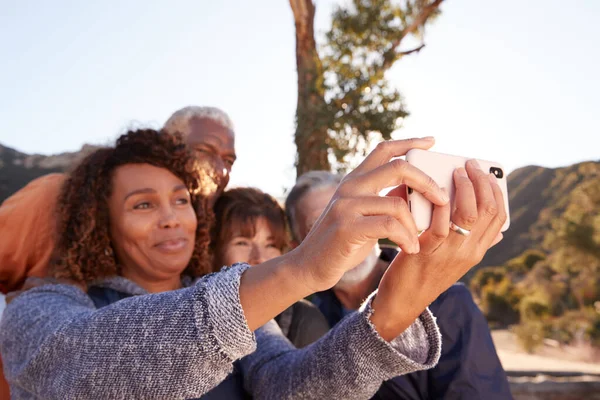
285,170 -> 344,243
163,106 -> 234,135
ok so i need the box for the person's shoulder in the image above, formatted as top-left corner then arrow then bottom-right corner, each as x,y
29,173 -> 66,186
293,298 -> 324,316
0,173 -> 66,209
23,173 -> 66,201
441,283 -> 474,300
292,299 -> 330,328
5,173 -> 65,197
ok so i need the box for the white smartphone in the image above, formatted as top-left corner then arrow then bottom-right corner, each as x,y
405,149 -> 511,232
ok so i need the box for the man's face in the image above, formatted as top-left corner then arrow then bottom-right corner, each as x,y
184,117 -> 236,203
295,186 -> 336,242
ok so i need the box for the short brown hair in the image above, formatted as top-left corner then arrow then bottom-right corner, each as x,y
212,188 -> 288,270
51,128 -> 214,285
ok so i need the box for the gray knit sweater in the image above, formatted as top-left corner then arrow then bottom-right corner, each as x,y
0,263 -> 442,399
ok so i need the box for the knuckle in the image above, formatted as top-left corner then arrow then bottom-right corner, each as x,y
496,207 -> 508,224
391,158 -> 409,174
431,229 -> 448,241
382,215 -> 398,232
481,201 -> 498,218
457,211 -> 478,227
375,141 -> 392,157
391,196 -> 408,210
423,175 -> 437,191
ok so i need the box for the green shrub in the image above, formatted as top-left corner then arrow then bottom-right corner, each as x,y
587,317 -> 600,348
481,278 -> 521,325
519,295 -> 551,321
506,250 -> 546,275
470,266 -> 505,297
513,321 -> 545,353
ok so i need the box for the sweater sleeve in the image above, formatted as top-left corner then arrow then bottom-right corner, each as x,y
0,264 -> 255,400
240,290 -> 442,399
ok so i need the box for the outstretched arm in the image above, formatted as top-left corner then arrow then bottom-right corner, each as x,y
1,265 -> 255,399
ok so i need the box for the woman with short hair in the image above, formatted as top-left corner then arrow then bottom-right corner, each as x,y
212,187 -> 330,350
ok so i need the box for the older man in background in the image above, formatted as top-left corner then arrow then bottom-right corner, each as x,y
286,170 -> 513,400
163,106 -> 237,203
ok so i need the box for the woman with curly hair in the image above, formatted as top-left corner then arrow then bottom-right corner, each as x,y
0,131 -> 507,400
212,187 -> 330,349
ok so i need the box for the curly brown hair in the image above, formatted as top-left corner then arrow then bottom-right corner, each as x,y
50,128 -> 214,285
211,187 -> 289,271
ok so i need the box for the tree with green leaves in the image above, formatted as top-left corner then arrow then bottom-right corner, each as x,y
290,0 -> 444,176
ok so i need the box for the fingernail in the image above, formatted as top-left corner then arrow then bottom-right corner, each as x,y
488,173 -> 498,184
413,240 -> 421,253
422,136 -> 434,140
456,167 -> 468,178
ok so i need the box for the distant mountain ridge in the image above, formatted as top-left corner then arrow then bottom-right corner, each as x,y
475,159 -> 600,274
0,143 -> 99,203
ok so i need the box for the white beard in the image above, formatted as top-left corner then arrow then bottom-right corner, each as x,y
335,245 -> 380,289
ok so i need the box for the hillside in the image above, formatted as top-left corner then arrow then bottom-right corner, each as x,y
0,144 -> 97,203
475,160 -> 600,273
470,160 -> 600,351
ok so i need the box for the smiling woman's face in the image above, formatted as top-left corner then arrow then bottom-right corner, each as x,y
108,163 -> 197,284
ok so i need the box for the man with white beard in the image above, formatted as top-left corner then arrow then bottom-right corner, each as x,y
285,170 -> 512,400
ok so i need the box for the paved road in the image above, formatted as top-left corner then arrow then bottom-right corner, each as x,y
492,330 -> 600,374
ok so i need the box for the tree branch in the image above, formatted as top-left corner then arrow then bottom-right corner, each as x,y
397,0 -> 444,44
381,0 -> 444,70
397,43 -> 426,56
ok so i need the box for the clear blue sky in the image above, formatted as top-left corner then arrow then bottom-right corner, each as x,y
1,0 -> 598,197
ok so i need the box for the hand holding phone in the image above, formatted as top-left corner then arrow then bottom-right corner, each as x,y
406,149 -> 511,232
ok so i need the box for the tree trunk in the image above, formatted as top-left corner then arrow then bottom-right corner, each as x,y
290,0 -> 331,177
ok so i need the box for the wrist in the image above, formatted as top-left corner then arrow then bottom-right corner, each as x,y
277,248 -> 326,295
369,293 -> 422,341
239,255 -> 317,331
368,270 -> 431,341
275,250 -> 319,299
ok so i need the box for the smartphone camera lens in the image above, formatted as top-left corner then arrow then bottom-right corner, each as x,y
407,187 -> 414,195
489,167 -> 504,179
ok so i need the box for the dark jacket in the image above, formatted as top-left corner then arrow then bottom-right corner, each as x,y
274,299 -> 330,349
313,248 -> 513,400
